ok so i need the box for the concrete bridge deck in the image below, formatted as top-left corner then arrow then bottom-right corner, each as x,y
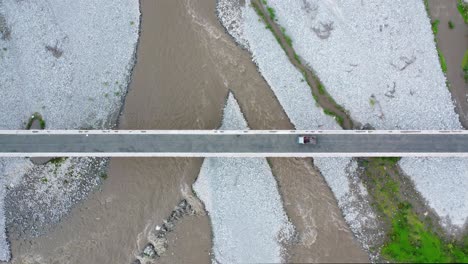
0,130 -> 467,157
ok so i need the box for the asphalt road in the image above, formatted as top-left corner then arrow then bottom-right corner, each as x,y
1,131 -> 468,157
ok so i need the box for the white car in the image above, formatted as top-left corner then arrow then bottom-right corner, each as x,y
297,135 -> 317,145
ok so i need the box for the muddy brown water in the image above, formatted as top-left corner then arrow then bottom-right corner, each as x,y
7,0 -> 367,263
428,0 -> 468,128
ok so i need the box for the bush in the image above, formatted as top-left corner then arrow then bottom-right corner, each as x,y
457,0 -> 468,23
448,21 -> 455,29
431,19 -> 440,35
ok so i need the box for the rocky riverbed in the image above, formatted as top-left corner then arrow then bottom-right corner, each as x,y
0,0 -> 140,260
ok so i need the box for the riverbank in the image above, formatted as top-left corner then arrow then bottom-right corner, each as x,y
427,0 -> 468,127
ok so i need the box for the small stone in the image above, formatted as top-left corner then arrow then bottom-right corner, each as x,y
142,243 -> 157,259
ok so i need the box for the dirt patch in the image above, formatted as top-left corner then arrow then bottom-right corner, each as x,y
45,44 -> 63,58
0,14 -> 11,41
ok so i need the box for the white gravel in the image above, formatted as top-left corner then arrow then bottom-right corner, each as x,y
0,0 -> 140,129
193,93 -> 293,263
4,157 -> 107,237
268,0 -> 461,130
266,0 -> 468,229
0,0 -> 140,260
0,163 -> 10,261
242,4 -> 340,131
399,157 -> 468,227
216,0 -> 249,49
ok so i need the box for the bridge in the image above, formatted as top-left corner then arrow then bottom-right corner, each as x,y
1,130 -> 468,157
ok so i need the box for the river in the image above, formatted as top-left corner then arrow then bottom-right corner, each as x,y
7,0 -> 366,263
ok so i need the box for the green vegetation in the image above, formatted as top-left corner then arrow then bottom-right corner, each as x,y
280,26 -> 293,47
323,109 -> 344,127
425,4 -> 448,77
372,156 -> 401,165
431,19 -> 440,35
283,33 -> 292,47
448,20 -> 455,29
252,0 -> 352,128
100,172 -> 108,180
41,177 -> 48,183
462,50 -> 468,82
266,6 -> 276,21
251,2 -> 278,42
437,47 -> 448,73
317,82 -> 326,95
49,157 -> 67,165
423,0 -> 430,13
26,112 -> 46,129
363,158 -> 468,262
293,52 -> 301,64
457,0 -> 468,23
256,1 -> 293,50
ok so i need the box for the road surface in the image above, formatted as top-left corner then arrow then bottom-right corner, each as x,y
1,130 -> 468,157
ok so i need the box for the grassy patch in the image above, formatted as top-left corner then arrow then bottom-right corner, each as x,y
317,82 -> 326,95
463,50 -> 468,68
431,19 -> 440,35
437,47 -> 448,73
283,33 -> 292,47
293,52 -> 301,64
369,97 -> 376,107
462,50 -> 468,82
279,26 -> 293,47
423,0 -> 430,13
323,109 -> 344,127
457,0 -> 468,23
26,112 -> 46,129
49,157 -> 67,165
363,158 -> 468,262
252,1 -> 282,49
311,92 -> 319,103
426,5 -> 447,75
372,156 -> 401,165
266,6 -> 276,21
